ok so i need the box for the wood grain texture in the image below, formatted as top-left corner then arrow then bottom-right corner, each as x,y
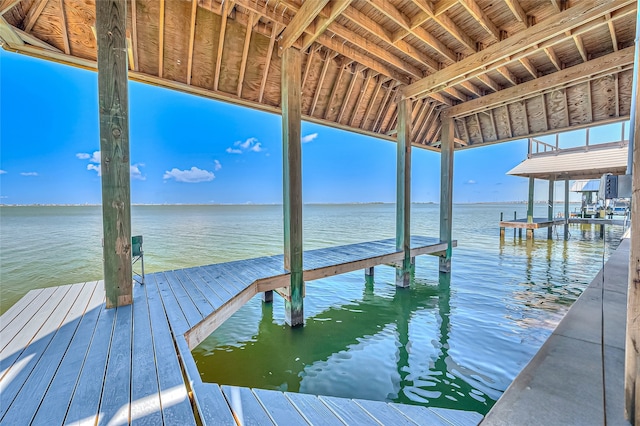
281,47 -> 304,327
96,0 -> 132,308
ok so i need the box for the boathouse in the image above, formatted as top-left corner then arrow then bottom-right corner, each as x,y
1,0 -> 639,424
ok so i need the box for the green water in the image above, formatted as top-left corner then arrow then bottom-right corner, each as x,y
0,203 -> 624,415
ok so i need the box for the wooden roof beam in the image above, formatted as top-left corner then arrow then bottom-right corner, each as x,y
447,46 -> 634,117
544,46 -> 562,70
458,80 -> 483,97
186,0 -> 198,85
0,0 -> 19,15
497,66 -> 517,85
442,86 -> 467,102
237,12 -> 256,97
300,0 -> 352,51
348,70 -> 373,126
570,32 -> 588,62
519,57 -> 538,79
58,0 -> 70,55
278,0 -> 330,51
234,0 -> 413,84
0,15 -> 23,46
476,73 -> 500,92
369,0 -> 457,63
158,0 -> 165,78
130,0 -> 138,71
607,14 -> 618,51
259,23 -> 280,103
459,0 -> 500,41
434,0 -> 459,16
402,0 -> 633,100
214,0 -> 231,91
504,0 -> 528,27
23,0 -> 48,33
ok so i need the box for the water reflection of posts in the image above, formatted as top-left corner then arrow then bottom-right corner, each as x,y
527,178 -> 535,239
548,178 -> 555,240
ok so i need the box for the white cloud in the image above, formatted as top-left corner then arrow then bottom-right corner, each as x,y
301,133 -> 318,143
250,142 -> 263,152
20,172 -> 38,176
214,160 -> 222,171
130,164 -> 146,181
465,179 -> 477,185
0,196 -> 7,199
163,166 -> 215,183
76,153 -> 90,160
87,164 -> 101,176
0,170 -> 6,174
228,137 -> 265,154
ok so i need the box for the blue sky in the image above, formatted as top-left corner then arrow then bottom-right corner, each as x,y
0,49 -> 627,205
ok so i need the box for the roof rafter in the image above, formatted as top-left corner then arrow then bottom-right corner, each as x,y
234,0 -> 413,84
158,0 -> 165,78
58,0 -> 70,55
459,0 -> 500,41
214,0 -> 230,91
259,23 -> 280,103
434,0 -> 459,16
300,0 -> 351,51
278,0 -> 330,51
447,46 -> 634,117
504,0 -> 528,26
402,0 -> 633,100
237,12 -> 256,97
186,0 -> 198,85
23,0 -> 48,33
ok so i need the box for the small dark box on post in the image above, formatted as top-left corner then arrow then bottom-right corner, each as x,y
604,174 -> 618,199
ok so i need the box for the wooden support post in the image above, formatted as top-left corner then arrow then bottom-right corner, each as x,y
96,0 -> 132,308
365,266 -> 374,277
396,96 -> 412,287
527,177 -> 535,239
281,47 -> 304,327
548,178 -> 555,240
626,6 -> 640,421
500,212 -> 505,238
564,179 -> 570,240
439,114 -> 454,273
262,290 -> 273,303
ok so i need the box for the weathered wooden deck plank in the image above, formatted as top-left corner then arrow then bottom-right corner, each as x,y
0,285 -> 67,359
183,267 -> 228,309
354,398 -> 418,425
0,283 -> 83,418
130,281 -> 162,426
284,391 -> 347,426
431,407 -> 483,426
146,275 -> 196,425
191,266 -> 235,306
153,272 -> 191,336
197,383 -> 237,426
173,268 -> 217,317
97,302 -> 133,426
31,283 -> 106,425
164,270 -> 206,327
0,287 -> 46,332
0,281 -> 97,425
252,388 -> 310,425
389,403 -> 454,425
222,385 -> 276,425
318,395 -> 380,425
64,285 -> 117,424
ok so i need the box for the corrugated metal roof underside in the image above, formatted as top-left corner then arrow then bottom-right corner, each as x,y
507,144 -> 629,180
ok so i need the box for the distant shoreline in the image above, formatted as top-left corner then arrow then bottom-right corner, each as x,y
0,201 -> 581,207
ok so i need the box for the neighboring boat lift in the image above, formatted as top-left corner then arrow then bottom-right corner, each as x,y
500,132 -> 629,239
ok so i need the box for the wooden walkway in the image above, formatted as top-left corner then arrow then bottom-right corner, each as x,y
499,217 -> 565,230
0,237 -> 482,425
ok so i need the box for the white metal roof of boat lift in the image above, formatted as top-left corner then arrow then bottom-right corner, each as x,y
507,141 -> 629,180
570,179 -> 601,192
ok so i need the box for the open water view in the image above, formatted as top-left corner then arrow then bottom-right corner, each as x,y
0,203 -> 625,416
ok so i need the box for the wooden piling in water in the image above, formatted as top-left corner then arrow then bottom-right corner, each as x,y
564,180 -> 570,240
548,178 -> 555,240
395,97 -> 412,287
527,177 -> 534,239
96,0 -> 132,308
500,212 -> 505,238
439,115 -> 454,273
365,266 -> 374,277
281,47 -> 303,327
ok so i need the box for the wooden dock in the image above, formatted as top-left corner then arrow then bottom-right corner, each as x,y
499,217 -> 565,230
0,236 -> 483,425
